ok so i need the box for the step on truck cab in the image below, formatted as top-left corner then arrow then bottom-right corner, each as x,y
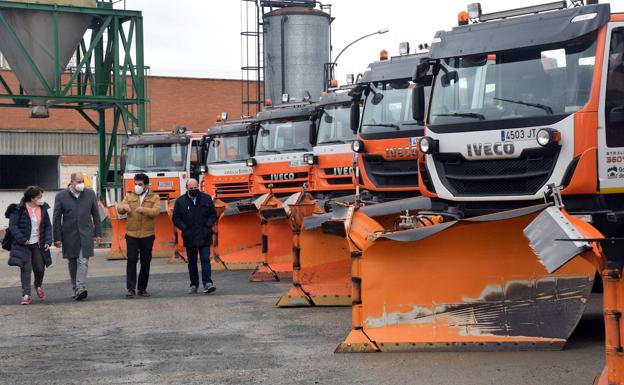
350,51 -> 431,202
203,116 -> 256,202
305,87 -> 357,199
247,99 -> 316,196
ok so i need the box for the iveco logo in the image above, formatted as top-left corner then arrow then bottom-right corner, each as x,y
466,142 -> 515,157
385,146 -> 418,158
333,167 -> 353,175
270,173 -> 295,181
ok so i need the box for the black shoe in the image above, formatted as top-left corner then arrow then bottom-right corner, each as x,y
137,290 -> 151,297
126,289 -> 136,298
75,289 -> 88,301
203,283 -> 216,294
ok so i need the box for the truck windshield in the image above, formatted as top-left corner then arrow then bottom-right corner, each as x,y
126,143 -> 188,172
429,32 -> 597,127
316,104 -> 355,145
255,119 -> 312,154
206,134 -> 249,164
361,79 -> 419,133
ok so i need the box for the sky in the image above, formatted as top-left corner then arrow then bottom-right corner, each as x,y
118,0 -> 624,83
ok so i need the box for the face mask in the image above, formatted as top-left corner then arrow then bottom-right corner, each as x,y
35,197 -> 44,206
134,185 -> 144,195
75,182 -> 85,192
188,189 -> 199,198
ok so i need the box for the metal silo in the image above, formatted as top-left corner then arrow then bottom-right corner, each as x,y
263,6 -> 330,104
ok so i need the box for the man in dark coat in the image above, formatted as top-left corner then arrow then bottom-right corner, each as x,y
172,178 -> 217,294
53,172 -> 102,300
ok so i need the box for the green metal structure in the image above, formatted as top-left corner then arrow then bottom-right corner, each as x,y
0,0 -> 146,197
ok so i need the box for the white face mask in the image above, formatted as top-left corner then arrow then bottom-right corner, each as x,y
134,185 -> 144,195
75,182 -> 85,192
35,197 -> 44,206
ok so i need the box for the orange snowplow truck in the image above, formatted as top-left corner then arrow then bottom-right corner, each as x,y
305,88 -> 357,199
338,1 -> 624,354
349,52 -> 430,202
109,127 -> 206,259
413,1 -> 624,239
246,100 -> 316,196
203,117 -> 256,201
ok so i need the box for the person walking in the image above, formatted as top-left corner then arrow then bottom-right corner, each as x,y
117,173 -> 160,298
172,178 -> 217,294
53,172 -> 102,301
7,186 -> 53,305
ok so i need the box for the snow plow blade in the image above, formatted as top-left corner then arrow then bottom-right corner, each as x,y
277,196 -> 433,308
337,203 -> 596,353
250,194 -> 294,282
526,206 -> 624,385
213,199 -> 263,270
106,204 -> 175,259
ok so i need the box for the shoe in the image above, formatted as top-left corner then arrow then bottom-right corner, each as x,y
203,283 -> 216,294
126,289 -> 136,298
188,285 -> 198,294
20,294 -> 32,305
35,287 -> 45,300
75,289 -> 88,301
137,290 -> 151,297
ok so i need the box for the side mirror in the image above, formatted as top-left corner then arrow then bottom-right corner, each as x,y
350,102 -> 360,134
440,71 -> 459,87
309,120 -> 317,146
247,135 -> 255,156
412,85 -> 425,123
609,107 -> 624,124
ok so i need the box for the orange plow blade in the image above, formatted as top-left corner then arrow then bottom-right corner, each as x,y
526,206 -> 624,385
337,203 -> 596,352
107,205 -> 127,260
277,197 -> 432,307
214,207 -> 263,270
250,194 -> 294,282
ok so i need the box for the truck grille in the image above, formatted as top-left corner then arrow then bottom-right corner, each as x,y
215,182 -> 250,195
432,147 -> 560,196
260,172 -> 309,190
361,155 -> 419,188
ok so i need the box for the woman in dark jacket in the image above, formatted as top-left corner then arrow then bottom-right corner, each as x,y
8,186 -> 53,305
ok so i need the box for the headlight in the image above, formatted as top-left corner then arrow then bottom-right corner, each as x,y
536,129 -> 560,147
303,153 -> 316,165
245,158 -> 256,167
351,140 -> 364,153
418,136 -> 438,154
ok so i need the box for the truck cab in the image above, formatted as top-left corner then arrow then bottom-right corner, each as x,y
350,52 -> 431,202
203,118 -> 256,202
247,100 -> 316,196
123,128 -> 205,203
414,2 -> 624,229
305,88 -> 356,199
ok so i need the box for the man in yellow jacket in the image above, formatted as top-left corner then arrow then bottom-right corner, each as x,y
117,173 -> 160,297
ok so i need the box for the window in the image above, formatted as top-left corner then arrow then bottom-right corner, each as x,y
606,27 -> 624,148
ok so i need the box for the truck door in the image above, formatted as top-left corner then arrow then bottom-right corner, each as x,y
599,23 -> 624,193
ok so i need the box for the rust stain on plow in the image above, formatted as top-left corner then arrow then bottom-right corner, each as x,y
365,276 -> 592,339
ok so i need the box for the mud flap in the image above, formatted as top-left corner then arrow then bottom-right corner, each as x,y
339,203 -> 596,352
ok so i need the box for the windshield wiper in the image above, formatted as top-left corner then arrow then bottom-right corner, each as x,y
432,112 -> 485,121
318,140 -> 347,145
207,161 -> 230,164
257,150 -> 281,154
493,97 -> 553,115
282,148 -> 311,152
362,123 -> 402,130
